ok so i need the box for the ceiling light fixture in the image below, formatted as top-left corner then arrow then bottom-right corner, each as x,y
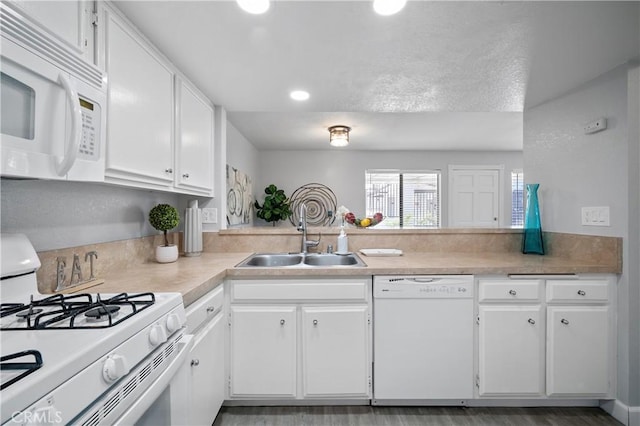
290,90 -> 310,101
236,0 -> 270,14
373,0 -> 407,16
328,125 -> 351,147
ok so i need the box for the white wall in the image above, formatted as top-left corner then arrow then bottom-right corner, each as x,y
0,180 -> 180,251
224,121 -> 259,228
256,150 -> 522,227
524,63 -> 638,412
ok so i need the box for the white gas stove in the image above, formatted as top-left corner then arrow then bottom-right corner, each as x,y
0,234 -> 192,426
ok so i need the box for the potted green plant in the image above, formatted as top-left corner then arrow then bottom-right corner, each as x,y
149,203 -> 180,263
254,184 -> 293,226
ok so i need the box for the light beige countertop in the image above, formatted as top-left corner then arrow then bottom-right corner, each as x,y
90,251 -> 619,307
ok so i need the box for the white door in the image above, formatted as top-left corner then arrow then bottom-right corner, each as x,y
189,313 -> 224,426
301,306 -> 370,397
478,305 -> 544,396
175,77 -> 214,195
103,7 -> 174,186
449,167 -> 501,227
547,306 -> 610,396
229,306 -> 297,397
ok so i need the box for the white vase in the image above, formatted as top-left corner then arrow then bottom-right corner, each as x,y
155,245 -> 179,263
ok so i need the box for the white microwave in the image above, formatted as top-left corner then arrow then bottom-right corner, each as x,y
0,2 -> 107,181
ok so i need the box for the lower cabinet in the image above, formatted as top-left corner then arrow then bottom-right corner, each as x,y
228,278 -> 372,400
477,275 -> 615,399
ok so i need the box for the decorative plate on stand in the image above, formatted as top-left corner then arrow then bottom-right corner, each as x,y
289,183 -> 337,227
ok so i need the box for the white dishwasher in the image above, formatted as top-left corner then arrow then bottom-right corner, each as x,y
373,275 -> 474,404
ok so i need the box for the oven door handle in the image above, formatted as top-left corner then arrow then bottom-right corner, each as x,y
114,334 -> 194,425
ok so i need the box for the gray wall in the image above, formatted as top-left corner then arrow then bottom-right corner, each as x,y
256,150 -> 523,228
524,63 -> 638,409
1,180 -> 180,251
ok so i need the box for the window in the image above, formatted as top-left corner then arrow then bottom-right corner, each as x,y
511,170 -> 524,227
365,170 -> 441,228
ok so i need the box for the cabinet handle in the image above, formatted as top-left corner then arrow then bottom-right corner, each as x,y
191,359 -> 200,367
165,168 -> 173,174
561,318 -> 570,325
528,318 -> 535,325
183,173 -> 190,179
206,306 -> 215,313
313,319 -> 318,326
577,290 -> 586,296
280,319 -> 285,325
508,289 -> 517,296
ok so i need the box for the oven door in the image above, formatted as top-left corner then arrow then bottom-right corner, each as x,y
70,333 -> 194,426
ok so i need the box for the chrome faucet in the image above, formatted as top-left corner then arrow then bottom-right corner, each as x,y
297,203 -> 320,254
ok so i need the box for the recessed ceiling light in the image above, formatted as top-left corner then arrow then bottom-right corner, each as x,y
290,90 -> 310,101
237,0 -> 270,15
373,0 -> 407,16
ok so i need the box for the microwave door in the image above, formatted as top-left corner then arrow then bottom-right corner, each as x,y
0,56 -> 76,180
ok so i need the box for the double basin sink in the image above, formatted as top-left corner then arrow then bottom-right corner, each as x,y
236,252 -> 367,268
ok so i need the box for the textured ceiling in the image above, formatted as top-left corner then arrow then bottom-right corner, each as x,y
114,1 -> 639,151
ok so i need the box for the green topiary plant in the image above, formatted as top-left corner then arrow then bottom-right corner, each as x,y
254,184 -> 293,226
149,204 -> 180,246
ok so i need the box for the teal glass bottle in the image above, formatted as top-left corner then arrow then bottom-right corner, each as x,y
522,183 -> 545,255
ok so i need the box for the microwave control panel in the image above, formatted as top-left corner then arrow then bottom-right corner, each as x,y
78,97 -> 101,161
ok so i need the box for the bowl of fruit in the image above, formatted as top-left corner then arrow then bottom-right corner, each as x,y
344,212 -> 383,228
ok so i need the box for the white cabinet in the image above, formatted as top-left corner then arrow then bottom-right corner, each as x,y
477,279 -> 544,397
229,306 -> 297,397
546,278 -> 612,397
102,5 -> 174,189
186,285 -> 225,425
12,0 -> 93,61
99,4 -> 215,196
476,275 -> 616,400
228,278 -> 372,400
302,306 -> 369,397
174,77 -> 214,195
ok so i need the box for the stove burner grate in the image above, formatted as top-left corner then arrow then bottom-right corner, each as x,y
84,305 -> 120,319
0,350 -> 43,390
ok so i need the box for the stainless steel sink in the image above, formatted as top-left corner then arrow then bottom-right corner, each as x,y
236,252 -> 366,268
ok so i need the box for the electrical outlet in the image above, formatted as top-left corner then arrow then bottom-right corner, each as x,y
581,206 -> 610,226
202,208 -> 217,224
584,117 -> 607,134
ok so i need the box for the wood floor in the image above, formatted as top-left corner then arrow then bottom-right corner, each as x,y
212,406 -> 622,426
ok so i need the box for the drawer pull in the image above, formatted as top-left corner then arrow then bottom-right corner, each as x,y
577,290 -> 586,296
183,173 -> 190,179
191,359 -> 200,367
508,289 -> 517,296
206,306 -> 215,313
527,318 -> 535,325
280,319 -> 286,325
561,318 -> 570,325
165,168 -> 173,174
313,319 -> 318,326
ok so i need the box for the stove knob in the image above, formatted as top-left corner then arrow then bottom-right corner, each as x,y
103,354 -> 130,383
166,313 -> 182,333
149,324 -> 168,346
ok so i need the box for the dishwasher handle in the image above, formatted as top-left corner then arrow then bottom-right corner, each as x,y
407,277 -> 440,283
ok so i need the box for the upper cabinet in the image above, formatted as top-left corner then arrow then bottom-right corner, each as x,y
10,0 -> 94,62
175,77 -> 214,195
97,3 -> 214,196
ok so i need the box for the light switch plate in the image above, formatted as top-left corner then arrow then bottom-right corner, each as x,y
581,206 -> 610,226
202,208 -> 217,224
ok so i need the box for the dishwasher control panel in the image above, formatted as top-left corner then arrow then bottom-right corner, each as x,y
373,275 -> 474,299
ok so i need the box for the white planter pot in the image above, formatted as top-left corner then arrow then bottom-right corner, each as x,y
155,245 -> 179,263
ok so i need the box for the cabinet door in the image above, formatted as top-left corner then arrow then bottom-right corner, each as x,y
175,77 -> 214,195
302,306 -> 370,397
547,306 -> 610,396
103,7 -> 174,188
230,306 -> 296,397
478,305 -> 544,396
190,313 -> 224,426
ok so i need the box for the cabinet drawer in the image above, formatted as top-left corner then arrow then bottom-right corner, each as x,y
231,279 -> 369,302
186,284 -> 224,332
478,280 -> 542,302
546,280 -> 609,303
